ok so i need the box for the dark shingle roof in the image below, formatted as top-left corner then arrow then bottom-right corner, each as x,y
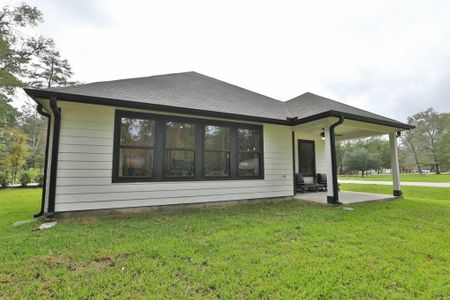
285,92 -> 403,124
46,72 -> 290,121
26,71 -> 411,129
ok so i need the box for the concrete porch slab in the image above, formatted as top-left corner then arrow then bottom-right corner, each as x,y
295,191 -> 398,205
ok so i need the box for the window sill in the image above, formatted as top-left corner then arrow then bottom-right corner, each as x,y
112,176 -> 265,183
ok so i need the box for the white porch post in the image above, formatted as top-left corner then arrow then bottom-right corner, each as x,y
324,126 -> 336,202
389,132 -> 402,196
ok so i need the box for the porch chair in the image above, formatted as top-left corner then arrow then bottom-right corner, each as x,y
316,173 -> 327,191
295,173 -> 319,193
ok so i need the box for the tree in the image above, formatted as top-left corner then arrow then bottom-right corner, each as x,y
365,137 -> 390,173
18,100 -> 46,168
1,129 -> 30,184
0,2 -> 76,185
398,146 -> 416,173
0,3 -> 50,151
343,148 -> 379,177
28,41 -> 75,88
407,108 -> 450,174
336,141 -> 344,174
437,130 -> 450,171
401,122 -> 423,174
0,3 -> 50,96
0,94 -> 19,128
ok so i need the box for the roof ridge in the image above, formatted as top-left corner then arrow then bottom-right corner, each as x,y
190,72 -> 282,102
44,71 -> 197,92
190,72 -> 292,117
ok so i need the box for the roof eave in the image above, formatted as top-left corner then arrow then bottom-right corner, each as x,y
293,110 -> 414,130
24,88 -> 414,130
23,88 -> 291,126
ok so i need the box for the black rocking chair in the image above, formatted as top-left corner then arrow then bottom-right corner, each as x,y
316,173 -> 327,191
295,173 -> 318,193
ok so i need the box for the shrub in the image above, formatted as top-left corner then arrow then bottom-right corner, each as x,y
27,168 -> 41,183
0,172 -> 8,189
19,172 -> 31,187
36,173 -> 44,186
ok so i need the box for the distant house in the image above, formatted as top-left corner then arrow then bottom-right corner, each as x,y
25,72 -> 412,216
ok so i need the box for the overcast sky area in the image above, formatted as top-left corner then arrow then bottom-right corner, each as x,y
8,0 -> 450,122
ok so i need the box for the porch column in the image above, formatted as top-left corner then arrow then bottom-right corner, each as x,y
389,132 -> 402,196
324,126 -> 336,203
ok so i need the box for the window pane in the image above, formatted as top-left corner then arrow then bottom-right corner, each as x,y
204,151 -> 230,177
238,153 -> 260,176
166,122 -> 195,149
121,118 -> 155,146
238,129 -> 260,152
119,148 -> 154,177
205,126 -> 230,150
166,150 -> 195,177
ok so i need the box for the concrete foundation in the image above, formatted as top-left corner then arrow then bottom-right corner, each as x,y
51,196 -> 294,219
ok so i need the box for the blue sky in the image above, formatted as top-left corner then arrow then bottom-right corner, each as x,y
9,0 -> 450,122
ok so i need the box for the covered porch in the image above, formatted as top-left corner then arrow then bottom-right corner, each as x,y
292,114 -> 409,204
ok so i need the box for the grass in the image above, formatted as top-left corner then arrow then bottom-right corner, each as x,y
0,187 -> 449,298
339,173 -> 450,183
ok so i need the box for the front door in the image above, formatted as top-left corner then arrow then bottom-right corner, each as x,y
298,139 -> 316,177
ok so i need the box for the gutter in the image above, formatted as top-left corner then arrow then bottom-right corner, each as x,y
47,96 -> 61,216
23,88 -> 292,126
23,88 -> 414,130
291,131 -> 296,195
34,104 -> 51,218
293,110 -> 414,130
328,116 -> 345,205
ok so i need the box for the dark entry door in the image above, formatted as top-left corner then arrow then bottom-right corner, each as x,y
298,139 -> 316,176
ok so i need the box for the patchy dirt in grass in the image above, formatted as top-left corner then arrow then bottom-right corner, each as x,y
35,252 -> 132,273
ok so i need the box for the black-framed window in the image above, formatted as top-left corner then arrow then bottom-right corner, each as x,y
165,122 -> 195,177
204,125 -> 230,177
112,110 -> 264,182
118,117 -> 155,178
298,139 -> 315,176
238,128 -> 261,177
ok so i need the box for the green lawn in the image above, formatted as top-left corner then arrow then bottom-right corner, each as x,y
339,173 -> 450,183
0,187 -> 449,298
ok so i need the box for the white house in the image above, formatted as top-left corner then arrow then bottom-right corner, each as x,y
25,72 -> 413,217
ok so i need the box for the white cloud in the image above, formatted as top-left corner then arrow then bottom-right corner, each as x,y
9,0 -> 450,122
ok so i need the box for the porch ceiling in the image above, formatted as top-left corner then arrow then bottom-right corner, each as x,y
293,116 -> 404,140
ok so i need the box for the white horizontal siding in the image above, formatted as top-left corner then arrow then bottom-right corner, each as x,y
58,153 -> 113,162
59,144 -> 113,154
61,120 -> 113,131
54,102 -> 294,212
57,186 -> 293,203
58,161 -> 112,170
60,127 -> 114,138
56,179 -> 292,192
58,169 -> 112,178
59,135 -> 113,146
56,191 -> 292,211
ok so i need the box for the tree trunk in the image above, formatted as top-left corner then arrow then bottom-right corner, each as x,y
408,141 -> 422,174
430,146 -> 441,174
435,164 -> 441,175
